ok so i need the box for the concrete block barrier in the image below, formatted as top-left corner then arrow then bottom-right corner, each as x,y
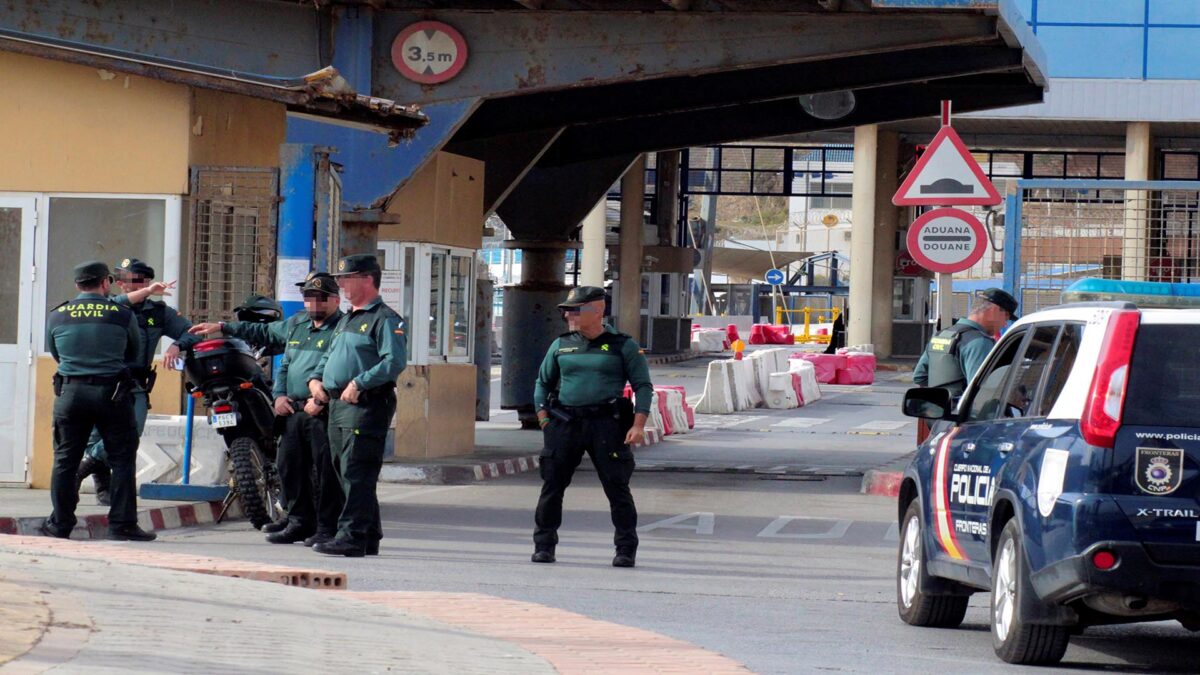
765,372 -> 800,409
694,360 -> 737,414
657,388 -> 691,434
690,329 -> 728,352
787,359 -> 823,405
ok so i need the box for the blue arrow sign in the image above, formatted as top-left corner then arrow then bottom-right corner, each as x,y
765,268 -> 785,285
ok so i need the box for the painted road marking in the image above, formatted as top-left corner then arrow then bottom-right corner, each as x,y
639,512 -> 716,535
853,420 -> 911,431
771,418 -> 832,428
757,516 -> 853,540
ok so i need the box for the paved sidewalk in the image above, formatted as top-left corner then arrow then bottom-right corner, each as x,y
0,541 -> 749,673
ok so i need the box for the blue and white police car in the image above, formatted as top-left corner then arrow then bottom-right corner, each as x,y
897,279 -> 1200,665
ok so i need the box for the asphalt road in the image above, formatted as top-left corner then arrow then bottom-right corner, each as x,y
154,381 -> 1200,673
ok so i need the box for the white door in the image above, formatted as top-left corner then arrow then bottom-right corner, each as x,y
0,198 -> 35,483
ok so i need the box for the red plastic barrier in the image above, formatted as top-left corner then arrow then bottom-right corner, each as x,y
749,324 -> 792,345
839,353 -> 876,385
654,385 -> 695,428
726,324 -> 740,344
790,353 -> 840,384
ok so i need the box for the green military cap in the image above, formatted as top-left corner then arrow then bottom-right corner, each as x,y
332,254 -> 381,276
73,260 -> 112,284
558,286 -> 607,309
296,271 -> 339,296
114,257 -> 155,280
979,287 -> 1020,320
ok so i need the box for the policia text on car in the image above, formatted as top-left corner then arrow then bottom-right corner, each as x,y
40,261 -> 158,542
532,286 -> 654,568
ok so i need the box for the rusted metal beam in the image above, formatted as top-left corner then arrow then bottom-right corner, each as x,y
374,10 -> 999,104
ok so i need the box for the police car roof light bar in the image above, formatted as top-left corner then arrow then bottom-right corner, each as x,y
1081,309 -> 1141,449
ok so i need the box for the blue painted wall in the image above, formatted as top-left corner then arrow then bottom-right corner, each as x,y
1017,0 -> 1200,79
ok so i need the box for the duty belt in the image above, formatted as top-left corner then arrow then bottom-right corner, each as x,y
58,374 -> 122,385
561,401 -> 620,418
327,384 -> 395,403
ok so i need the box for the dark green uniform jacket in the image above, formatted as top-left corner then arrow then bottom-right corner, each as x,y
913,318 -> 994,394
46,293 -> 142,376
223,311 -> 343,400
112,294 -> 199,375
534,325 -> 654,415
309,297 -> 406,392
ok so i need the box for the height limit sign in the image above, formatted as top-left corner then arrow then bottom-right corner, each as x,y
906,208 -> 987,274
392,21 -> 469,84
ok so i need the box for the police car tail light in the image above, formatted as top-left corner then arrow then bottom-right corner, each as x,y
1091,550 -> 1118,571
194,339 -> 224,353
1081,310 -> 1140,448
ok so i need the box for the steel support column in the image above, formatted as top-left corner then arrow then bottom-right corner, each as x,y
500,242 -> 570,429
618,156 -> 648,337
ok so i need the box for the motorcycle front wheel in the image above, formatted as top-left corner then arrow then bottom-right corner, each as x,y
228,436 -> 282,529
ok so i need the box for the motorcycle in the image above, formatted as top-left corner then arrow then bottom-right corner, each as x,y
183,336 -> 283,529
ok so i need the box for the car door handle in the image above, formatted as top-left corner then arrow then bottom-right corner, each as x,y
998,442 -> 1015,454
963,442 -> 976,453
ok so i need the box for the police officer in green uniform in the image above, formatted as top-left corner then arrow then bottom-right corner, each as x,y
307,255 -> 406,557
914,288 -> 1019,394
41,262 -> 157,541
191,273 -> 346,546
532,286 -> 653,568
75,258 -> 199,505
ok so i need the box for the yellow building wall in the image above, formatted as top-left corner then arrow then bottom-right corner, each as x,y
0,52 -> 191,194
380,152 -> 485,250
188,89 -> 287,168
14,53 -> 287,487
394,364 -> 477,459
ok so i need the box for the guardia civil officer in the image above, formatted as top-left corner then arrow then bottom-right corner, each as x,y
532,286 -> 653,568
307,255 -> 406,557
190,273 -> 346,546
76,258 -> 198,506
41,262 -> 157,541
913,288 -> 1019,395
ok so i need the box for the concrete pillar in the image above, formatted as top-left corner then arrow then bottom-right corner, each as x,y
580,199 -> 607,286
870,131 -> 900,358
847,125 -> 879,348
1122,122 -> 1153,281
500,242 -> 569,429
618,155 -> 647,337
655,151 -> 681,246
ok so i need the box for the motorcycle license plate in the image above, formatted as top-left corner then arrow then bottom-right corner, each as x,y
210,413 -> 238,429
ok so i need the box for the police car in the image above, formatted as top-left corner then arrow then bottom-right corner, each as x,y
896,279 -> 1200,665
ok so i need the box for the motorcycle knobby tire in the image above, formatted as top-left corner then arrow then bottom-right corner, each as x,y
229,436 -> 272,529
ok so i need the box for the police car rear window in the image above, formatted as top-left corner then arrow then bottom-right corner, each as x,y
1125,324 -> 1200,428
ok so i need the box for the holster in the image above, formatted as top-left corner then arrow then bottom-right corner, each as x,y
614,396 -> 635,434
52,373 -> 63,397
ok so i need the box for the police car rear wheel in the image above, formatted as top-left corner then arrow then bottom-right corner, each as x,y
896,500 -> 969,628
991,520 -> 1069,664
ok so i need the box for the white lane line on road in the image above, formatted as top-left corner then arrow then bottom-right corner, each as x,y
771,418 -> 831,428
757,516 -> 853,540
853,420 -> 911,431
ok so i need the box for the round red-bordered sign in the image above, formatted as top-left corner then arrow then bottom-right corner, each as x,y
391,21 -> 469,85
905,207 -> 987,274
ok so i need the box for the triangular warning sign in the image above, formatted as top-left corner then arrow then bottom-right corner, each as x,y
893,126 -> 1001,206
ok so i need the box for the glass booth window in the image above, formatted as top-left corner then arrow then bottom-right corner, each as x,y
428,250 -> 447,358
403,246 -> 415,361
47,198 -> 165,318
0,208 -> 20,344
893,278 -> 914,320
449,253 -> 472,358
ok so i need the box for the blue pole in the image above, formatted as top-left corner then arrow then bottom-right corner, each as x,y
182,394 -> 195,486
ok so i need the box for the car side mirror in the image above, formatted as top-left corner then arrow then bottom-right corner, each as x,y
903,387 -> 954,420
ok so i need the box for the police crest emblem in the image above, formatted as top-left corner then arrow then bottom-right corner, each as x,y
1135,447 -> 1184,495
121,258 -> 131,268
338,260 -> 346,271
314,278 -> 323,289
